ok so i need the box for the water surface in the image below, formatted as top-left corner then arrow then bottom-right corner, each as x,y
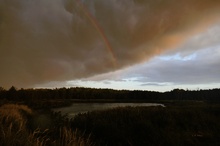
54,103 -> 165,118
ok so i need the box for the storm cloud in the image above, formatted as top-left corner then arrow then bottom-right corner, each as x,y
1,0 -> 220,88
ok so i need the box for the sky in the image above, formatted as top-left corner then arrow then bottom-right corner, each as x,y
1,0 -> 220,91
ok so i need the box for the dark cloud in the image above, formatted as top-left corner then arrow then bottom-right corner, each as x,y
84,25 -> 220,88
1,0 -> 220,88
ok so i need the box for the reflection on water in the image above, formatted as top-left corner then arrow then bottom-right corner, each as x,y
54,103 -> 165,118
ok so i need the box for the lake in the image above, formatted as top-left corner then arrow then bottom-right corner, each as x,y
53,103 -> 165,118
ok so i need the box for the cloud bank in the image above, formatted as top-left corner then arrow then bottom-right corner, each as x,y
79,25 -> 220,91
1,0 -> 220,88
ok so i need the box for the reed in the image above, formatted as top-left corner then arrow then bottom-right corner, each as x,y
0,104 -> 92,146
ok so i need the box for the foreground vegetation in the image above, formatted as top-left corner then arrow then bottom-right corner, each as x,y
0,102 -> 220,146
71,102 -> 220,146
0,104 -> 92,146
0,87 -> 220,145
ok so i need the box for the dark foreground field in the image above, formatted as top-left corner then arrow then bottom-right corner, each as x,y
0,101 -> 220,146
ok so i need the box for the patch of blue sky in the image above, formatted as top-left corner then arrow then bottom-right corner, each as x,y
159,53 -> 197,61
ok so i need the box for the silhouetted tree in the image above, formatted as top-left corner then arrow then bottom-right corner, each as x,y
7,86 -> 17,100
8,86 -> 17,92
0,87 -> 5,91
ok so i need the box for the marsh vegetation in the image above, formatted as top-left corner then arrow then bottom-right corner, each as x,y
0,87 -> 220,145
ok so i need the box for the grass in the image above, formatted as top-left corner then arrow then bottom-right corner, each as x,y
0,104 -> 32,146
0,104 -> 92,146
0,102 -> 220,145
70,102 -> 220,146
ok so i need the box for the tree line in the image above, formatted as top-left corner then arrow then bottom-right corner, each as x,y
0,86 -> 220,103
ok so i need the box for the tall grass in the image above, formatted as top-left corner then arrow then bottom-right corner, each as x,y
1,103 -> 220,145
0,104 -> 32,146
0,104 -> 92,146
70,104 -> 220,146
58,127 -> 92,146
